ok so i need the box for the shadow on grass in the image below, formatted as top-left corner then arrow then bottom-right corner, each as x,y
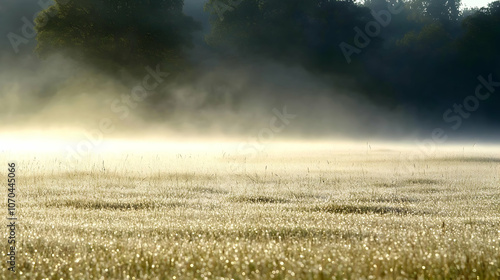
408,187 -> 442,194
357,195 -> 419,203
229,195 -> 290,204
437,157 -> 500,163
188,186 -> 228,194
189,227 -> 369,241
375,178 -> 441,188
164,172 -> 218,182
405,178 -> 441,185
91,227 -> 371,241
46,199 -> 185,210
303,203 -> 428,215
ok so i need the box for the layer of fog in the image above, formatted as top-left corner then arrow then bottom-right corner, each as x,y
0,49 -> 421,142
0,0 -> 497,144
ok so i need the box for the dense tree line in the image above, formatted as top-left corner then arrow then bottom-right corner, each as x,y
34,0 -> 500,123
205,0 -> 500,120
35,0 -> 200,77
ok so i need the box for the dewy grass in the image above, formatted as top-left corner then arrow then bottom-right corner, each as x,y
4,144 -> 500,279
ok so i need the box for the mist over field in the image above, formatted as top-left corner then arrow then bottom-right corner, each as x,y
1,0 -> 499,143
1,0 -> 500,279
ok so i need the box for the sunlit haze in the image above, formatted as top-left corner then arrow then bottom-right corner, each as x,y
1,0 -> 500,278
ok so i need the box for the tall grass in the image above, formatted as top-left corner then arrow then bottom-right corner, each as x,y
2,144 -> 500,279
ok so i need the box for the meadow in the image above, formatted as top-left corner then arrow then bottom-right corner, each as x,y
2,142 -> 500,279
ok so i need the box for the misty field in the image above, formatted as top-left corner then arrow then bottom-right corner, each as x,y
3,143 -> 500,279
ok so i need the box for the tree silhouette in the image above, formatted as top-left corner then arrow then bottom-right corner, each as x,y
35,0 -> 200,76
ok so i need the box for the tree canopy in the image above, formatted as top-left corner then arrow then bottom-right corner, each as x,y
32,0 -> 500,123
35,0 -> 200,76
205,0 -> 500,121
